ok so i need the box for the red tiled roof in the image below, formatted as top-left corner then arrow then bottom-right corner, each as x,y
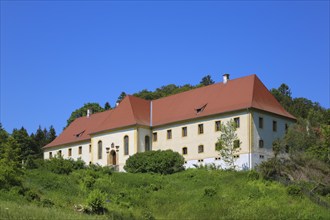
44,74 -> 295,148
152,74 -> 295,126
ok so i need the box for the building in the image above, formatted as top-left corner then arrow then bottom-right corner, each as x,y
43,74 -> 295,171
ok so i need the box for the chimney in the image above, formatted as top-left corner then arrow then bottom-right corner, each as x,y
223,74 -> 230,84
87,109 -> 92,118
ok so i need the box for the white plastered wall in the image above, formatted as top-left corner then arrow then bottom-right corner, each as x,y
152,110 -> 251,169
251,110 -> 294,168
90,127 -> 136,171
43,141 -> 91,164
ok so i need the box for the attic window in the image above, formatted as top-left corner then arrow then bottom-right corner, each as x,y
75,130 -> 85,138
195,104 -> 207,114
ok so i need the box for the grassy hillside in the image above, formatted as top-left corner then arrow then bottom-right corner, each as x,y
0,168 -> 329,220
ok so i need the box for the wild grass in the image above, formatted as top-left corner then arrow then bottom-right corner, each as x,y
1,168 -> 329,219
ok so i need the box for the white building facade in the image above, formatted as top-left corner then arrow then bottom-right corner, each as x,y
43,74 -> 295,171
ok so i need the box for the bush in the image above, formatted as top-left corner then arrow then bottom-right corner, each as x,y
204,186 -> 217,197
248,170 -> 260,181
287,184 -> 302,196
44,156 -> 86,175
124,150 -> 185,174
257,158 -> 281,180
86,189 -> 106,214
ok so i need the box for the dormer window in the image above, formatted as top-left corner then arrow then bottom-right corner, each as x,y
75,130 -> 85,138
195,104 -> 207,114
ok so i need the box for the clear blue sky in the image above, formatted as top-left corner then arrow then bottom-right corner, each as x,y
1,1 -> 329,135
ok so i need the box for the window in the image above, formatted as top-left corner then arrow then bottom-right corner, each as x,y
124,135 -> 129,155
259,139 -> 264,148
233,140 -> 240,148
182,147 -> 188,155
259,117 -> 263,129
182,127 -> 187,137
78,146 -> 82,155
145,135 -> 150,151
198,124 -> 204,134
233,155 -> 240,158
198,145 -> 204,153
215,121 -> 221,131
49,152 -> 53,159
68,148 -> 72,156
285,123 -> 289,133
89,144 -> 91,153
273,120 -> 277,132
259,155 -> 264,159
195,104 -> 207,114
98,141 -> 102,159
58,150 -> 62,156
167,130 -> 172,139
153,132 -> 158,142
234,117 -> 240,128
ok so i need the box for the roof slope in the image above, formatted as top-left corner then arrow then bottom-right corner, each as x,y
45,74 -> 295,148
152,74 -> 295,126
44,110 -> 111,148
45,96 -> 150,148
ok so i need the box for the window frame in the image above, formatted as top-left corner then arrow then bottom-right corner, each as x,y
215,120 -> 221,132
273,120 -> 277,132
182,127 -> 187,137
68,148 -> 72,157
198,124 -> 204,134
167,129 -> 172,139
124,135 -> 129,155
152,132 -> 158,142
78,146 -> 82,155
259,117 -> 263,129
234,117 -> 240,128
145,135 -> 150,151
259,139 -> 264,148
198,145 -> 204,153
182,147 -> 188,155
98,141 -> 102,159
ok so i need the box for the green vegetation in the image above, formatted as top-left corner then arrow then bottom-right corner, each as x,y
216,120 -> 241,169
1,167 -> 330,220
124,150 -> 185,174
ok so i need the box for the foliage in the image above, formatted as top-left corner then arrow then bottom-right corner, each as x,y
117,92 -> 127,104
257,158 -> 282,181
0,136 -> 23,190
287,184 -> 303,197
247,170 -> 260,181
203,186 -> 217,197
104,102 -> 111,110
2,169 -> 330,220
216,120 -> 241,169
66,103 -> 104,127
44,156 -> 85,175
86,189 -> 106,214
124,150 -> 185,174
199,74 -> 215,86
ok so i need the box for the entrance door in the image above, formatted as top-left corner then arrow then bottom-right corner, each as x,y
110,150 -> 116,165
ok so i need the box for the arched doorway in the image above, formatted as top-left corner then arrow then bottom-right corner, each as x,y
108,150 -> 116,165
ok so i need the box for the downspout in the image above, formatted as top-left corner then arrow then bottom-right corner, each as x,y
150,101 -> 153,150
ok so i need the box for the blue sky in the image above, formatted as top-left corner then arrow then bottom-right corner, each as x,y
1,1 -> 329,134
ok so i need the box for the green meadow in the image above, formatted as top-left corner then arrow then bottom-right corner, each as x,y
1,168 -> 329,220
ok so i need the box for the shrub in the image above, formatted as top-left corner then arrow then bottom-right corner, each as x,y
257,158 -> 281,180
44,156 -> 86,175
204,186 -> 217,197
124,150 -> 185,174
248,170 -> 260,181
25,189 -> 41,202
86,189 -> 106,214
287,184 -> 302,196
41,198 -> 54,207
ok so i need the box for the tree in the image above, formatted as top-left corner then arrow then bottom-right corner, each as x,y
47,126 -> 57,143
216,120 -> 241,169
117,92 -> 127,104
0,123 -> 9,156
66,103 -> 104,127
12,127 -> 33,162
200,75 -> 215,86
104,102 -> 111,110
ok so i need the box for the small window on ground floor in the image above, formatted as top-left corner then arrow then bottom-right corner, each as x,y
182,147 -> 188,155
198,145 -> 204,153
49,152 -> 53,159
68,148 -> 72,156
78,146 -> 82,155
